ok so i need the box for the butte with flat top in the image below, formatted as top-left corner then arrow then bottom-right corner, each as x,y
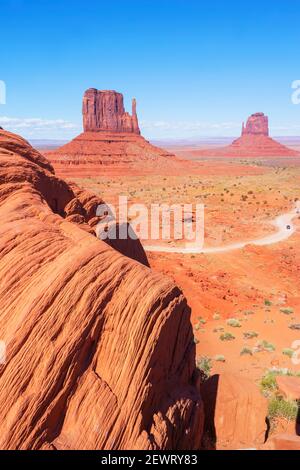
46,89 -> 184,177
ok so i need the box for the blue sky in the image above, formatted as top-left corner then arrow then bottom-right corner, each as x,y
0,0 -> 300,140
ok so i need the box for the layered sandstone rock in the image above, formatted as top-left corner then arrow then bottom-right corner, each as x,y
83,89 -> 140,134
0,129 -> 204,450
201,373 -> 268,449
242,112 -> 269,136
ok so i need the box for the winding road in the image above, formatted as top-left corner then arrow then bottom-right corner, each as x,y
144,205 -> 300,254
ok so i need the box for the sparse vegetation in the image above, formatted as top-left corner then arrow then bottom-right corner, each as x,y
220,332 -> 235,342
213,327 -> 224,333
196,356 -> 212,379
264,299 -> 272,307
243,331 -> 258,340
243,310 -> 255,316
240,347 -> 253,356
214,355 -> 226,363
260,368 -> 300,395
280,307 -> 294,315
256,340 -> 276,353
268,397 -> 299,421
226,318 -> 242,328
213,313 -> 221,321
282,348 -> 294,358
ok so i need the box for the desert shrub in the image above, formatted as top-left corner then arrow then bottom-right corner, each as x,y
282,348 -> 294,358
220,332 -> 235,342
194,337 -> 200,345
256,340 -> 276,352
289,324 -> 300,330
196,356 -> 212,379
243,331 -> 258,340
226,318 -> 242,328
280,307 -> 294,315
244,310 -> 255,316
264,299 -> 272,307
213,327 -> 224,333
240,347 -> 253,356
214,355 -> 226,363
213,313 -> 221,321
268,397 -> 299,421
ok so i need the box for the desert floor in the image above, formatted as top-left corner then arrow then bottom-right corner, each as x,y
66,154 -> 300,439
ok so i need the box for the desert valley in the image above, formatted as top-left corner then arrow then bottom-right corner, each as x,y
3,88 -> 292,450
3,0 -> 300,458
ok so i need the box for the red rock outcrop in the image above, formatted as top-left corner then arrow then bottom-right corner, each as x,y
201,373 -> 268,449
242,112 -> 269,136
266,434 -> 300,450
0,129 -> 204,450
46,89 -> 185,177
276,376 -> 300,401
193,113 -> 299,158
83,89 -> 140,134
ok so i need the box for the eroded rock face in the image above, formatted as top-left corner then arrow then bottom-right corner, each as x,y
276,376 -> 300,401
0,129 -> 204,450
201,373 -> 268,449
242,112 -> 269,136
83,89 -> 140,134
266,434 -> 300,450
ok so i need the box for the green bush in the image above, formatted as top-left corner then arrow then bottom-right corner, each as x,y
243,331 -> 258,340
213,313 -> 221,321
260,368 -> 300,395
244,310 -> 255,316
282,348 -> 294,358
196,356 -> 212,378
268,397 -> 299,421
280,307 -> 294,315
257,340 -> 276,352
240,347 -> 253,356
226,318 -> 242,328
220,332 -> 235,342
214,355 -> 226,363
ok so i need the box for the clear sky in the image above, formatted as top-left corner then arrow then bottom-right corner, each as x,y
0,0 -> 300,140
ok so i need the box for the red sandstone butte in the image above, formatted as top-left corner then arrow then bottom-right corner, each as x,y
46,89 -> 183,176
242,112 -> 269,136
83,89 -> 140,134
193,112 -> 299,158
0,129 -> 204,450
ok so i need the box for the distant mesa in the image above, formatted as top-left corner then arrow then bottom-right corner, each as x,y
46,89 -> 180,176
194,112 -> 299,158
